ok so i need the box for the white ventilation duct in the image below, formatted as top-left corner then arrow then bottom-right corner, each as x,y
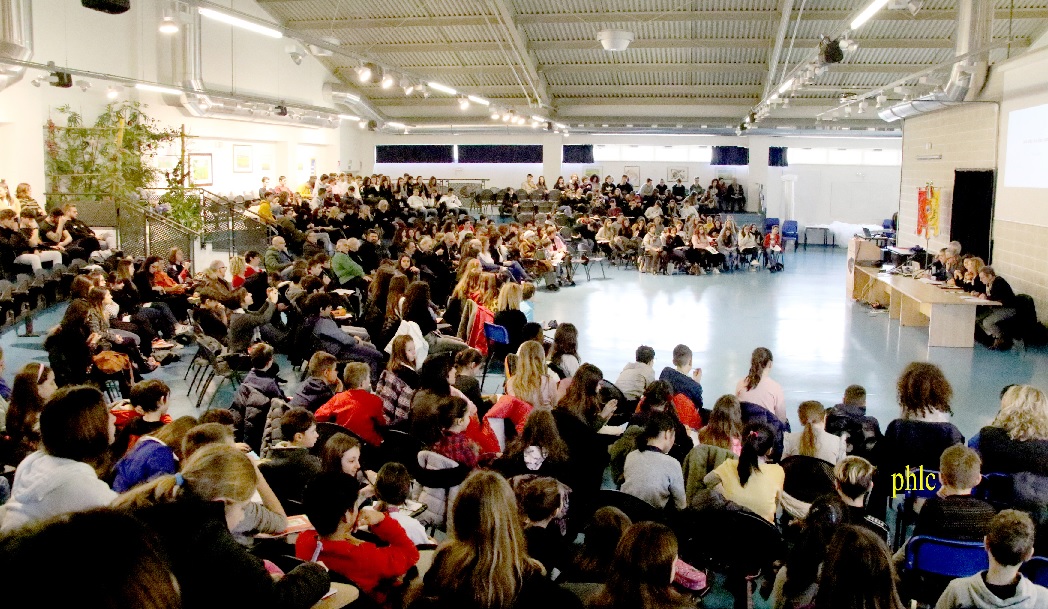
161,7 -> 340,128
879,0 -> 991,122
0,0 -> 33,92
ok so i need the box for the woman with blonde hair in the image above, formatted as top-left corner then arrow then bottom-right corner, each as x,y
506,341 -> 557,410
783,401 -> 847,464
493,282 -> 527,355
229,255 -> 247,288
0,181 -> 19,213
974,384 -> 1048,476
15,183 -> 41,216
409,470 -> 581,609
474,272 -> 499,311
115,443 -> 330,609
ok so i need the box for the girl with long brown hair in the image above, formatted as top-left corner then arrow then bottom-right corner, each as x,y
589,522 -> 695,609
735,347 -> 786,422
698,394 -> 743,455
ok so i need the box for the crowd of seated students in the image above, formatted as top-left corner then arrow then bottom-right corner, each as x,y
3,173 -> 1048,609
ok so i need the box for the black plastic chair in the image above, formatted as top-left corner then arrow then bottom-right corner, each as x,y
780,455 -> 836,504
593,489 -> 665,524
679,508 -> 784,609
598,379 -> 636,426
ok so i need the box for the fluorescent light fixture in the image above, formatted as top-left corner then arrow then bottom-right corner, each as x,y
490,110 -> 500,120
199,7 -> 282,39
458,97 -> 470,110
135,83 -> 183,95
531,115 -> 545,122
776,78 -> 794,95
338,114 -> 360,121
386,121 -> 407,128
467,95 -> 490,106
427,82 -> 457,95
851,0 -> 890,30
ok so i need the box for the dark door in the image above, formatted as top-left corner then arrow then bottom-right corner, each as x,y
951,170 -> 995,262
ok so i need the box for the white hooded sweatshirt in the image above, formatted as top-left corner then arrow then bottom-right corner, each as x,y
0,451 -> 116,533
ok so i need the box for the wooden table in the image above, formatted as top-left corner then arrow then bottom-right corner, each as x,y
852,266 -> 999,348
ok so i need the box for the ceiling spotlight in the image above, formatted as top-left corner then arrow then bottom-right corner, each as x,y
458,96 -> 470,110
76,80 -> 91,92
597,29 -> 635,51
531,120 -> 540,128
159,16 -> 179,34
106,86 -> 119,100
31,77 -> 42,87
381,74 -> 394,89
503,112 -> 512,123
875,94 -> 888,108
400,77 -> 414,95
416,83 -> 429,97
844,105 -> 853,117
356,65 -> 371,83
491,110 -> 501,120
358,120 -> 367,129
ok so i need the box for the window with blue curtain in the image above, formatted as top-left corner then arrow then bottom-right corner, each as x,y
457,145 -> 543,164
375,145 -> 454,164
563,145 -> 594,164
769,147 -> 788,167
711,146 -> 750,166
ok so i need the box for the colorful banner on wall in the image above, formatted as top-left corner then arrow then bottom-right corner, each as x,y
917,185 -> 940,237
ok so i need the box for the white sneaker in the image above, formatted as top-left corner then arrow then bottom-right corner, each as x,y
712,268 -> 720,274
751,259 -> 760,266
175,323 -> 193,335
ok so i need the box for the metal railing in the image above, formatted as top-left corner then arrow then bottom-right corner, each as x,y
138,188 -> 271,256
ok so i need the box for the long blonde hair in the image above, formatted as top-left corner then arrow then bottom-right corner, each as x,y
452,265 -> 482,300
477,272 -> 498,310
797,400 -> 826,457
423,471 -> 541,608
113,444 -> 256,509
229,255 -> 246,278
512,341 -> 548,408
496,282 -> 522,313
993,385 -> 1048,441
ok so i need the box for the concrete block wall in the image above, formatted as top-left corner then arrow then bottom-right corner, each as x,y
992,221 -> 1048,322
897,104 -> 999,252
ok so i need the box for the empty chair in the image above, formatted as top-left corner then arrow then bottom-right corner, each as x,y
782,220 -> 799,251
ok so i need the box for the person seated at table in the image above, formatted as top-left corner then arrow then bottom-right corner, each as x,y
954,255 -> 987,294
934,510 -> 1048,609
977,266 -> 1019,351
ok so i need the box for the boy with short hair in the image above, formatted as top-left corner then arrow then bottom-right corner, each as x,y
290,351 -> 343,413
913,445 -> 996,541
258,409 -> 322,510
520,282 -> 536,322
826,384 -> 882,457
935,510 -> 1048,609
112,380 -> 172,456
834,456 -> 890,541
314,362 -> 385,446
373,462 -> 430,545
242,343 -> 287,401
658,344 -> 704,409
615,345 -> 656,401
297,472 -> 419,603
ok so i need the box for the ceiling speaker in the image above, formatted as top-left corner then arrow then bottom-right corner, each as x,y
81,0 -> 130,14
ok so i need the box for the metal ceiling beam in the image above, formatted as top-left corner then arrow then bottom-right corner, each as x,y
540,63 -> 930,75
367,85 -> 765,99
332,38 -> 1027,54
284,9 -> 1048,29
764,0 -> 797,99
374,96 -> 837,107
484,0 -> 550,108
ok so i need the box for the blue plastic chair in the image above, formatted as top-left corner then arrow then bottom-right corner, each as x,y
893,468 -> 942,548
905,536 -> 989,578
782,220 -> 799,251
764,217 -> 780,233
1020,556 -> 1048,587
480,323 -> 510,391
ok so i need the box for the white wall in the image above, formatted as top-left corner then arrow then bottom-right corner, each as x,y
366,132 -> 901,229
0,0 -> 340,199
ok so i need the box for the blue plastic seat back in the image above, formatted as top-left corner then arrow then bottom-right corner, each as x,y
905,536 -> 989,578
484,322 -> 510,344
764,217 -> 780,233
883,219 -> 893,230
782,220 -> 799,239
904,468 -> 942,500
1020,556 -> 1048,587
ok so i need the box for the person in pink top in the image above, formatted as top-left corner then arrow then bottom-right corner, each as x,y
736,347 -> 787,423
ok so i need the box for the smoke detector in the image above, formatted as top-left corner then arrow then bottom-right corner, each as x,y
598,30 -> 635,52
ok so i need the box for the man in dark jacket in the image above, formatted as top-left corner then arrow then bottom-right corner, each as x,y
978,266 -> 1019,350
658,343 -> 704,410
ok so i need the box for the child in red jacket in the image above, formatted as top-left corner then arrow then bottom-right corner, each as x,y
297,472 -> 419,603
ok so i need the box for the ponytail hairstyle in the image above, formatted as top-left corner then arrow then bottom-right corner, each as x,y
113,443 -> 257,510
744,347 -> 773,391
738,422 -> 775,487
797,400 -> 827,458
635,412 -> 677,452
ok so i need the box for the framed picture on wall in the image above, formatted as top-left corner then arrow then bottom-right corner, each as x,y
624,165 -> 640,184
668,167 -> 688,182
188,153 -> 213,186
233,145 -> 253,173
156,155 -> 179,175
584,166 -> 602,179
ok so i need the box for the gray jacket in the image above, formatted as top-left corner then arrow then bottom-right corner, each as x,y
935,573 -> 1048,609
